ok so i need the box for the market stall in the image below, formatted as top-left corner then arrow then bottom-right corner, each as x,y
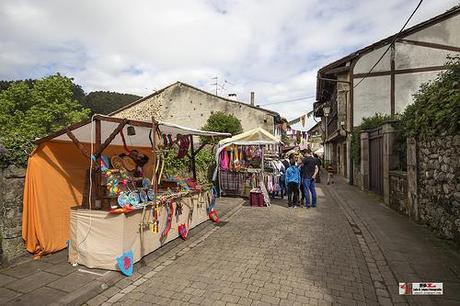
215,128 -> 282,206
22,115 -> 229,272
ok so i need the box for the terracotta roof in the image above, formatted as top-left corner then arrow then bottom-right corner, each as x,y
110,81 -> 279,116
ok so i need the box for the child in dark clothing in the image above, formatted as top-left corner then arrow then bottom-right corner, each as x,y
285,160 -> 301,208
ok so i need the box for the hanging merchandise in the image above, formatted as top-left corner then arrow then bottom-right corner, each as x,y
116,250 -> 134,277
160,201 -> 174,244
220,150 -> 229,170
178,224 -> 188,240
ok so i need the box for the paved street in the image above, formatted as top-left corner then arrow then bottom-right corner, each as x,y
3,178 -> 460,305
85,178 -> 460,306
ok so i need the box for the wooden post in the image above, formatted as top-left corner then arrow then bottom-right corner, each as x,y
190,135 -> 197,180
94,118 -> 102,209
151,118 -> 158,195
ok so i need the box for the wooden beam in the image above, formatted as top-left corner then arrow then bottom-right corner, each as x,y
353,65 -> 446,79
94,119 -> 128,158
35,117 -> 92,144
398,39 -> 460,53
94,115 -> 152,128
66,130 -> 91,159
194,143 -> 207,156
189,135 -> 197,180
390,43 -> 395,115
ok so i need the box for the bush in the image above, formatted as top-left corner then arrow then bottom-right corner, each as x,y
351,113 -> 396,166
400,55 -> 460,139
200,112 -> 242,144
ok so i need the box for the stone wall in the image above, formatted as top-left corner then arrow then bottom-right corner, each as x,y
389,171 -> 408,215
417,135 -> 460,243
0,166 -> 26,265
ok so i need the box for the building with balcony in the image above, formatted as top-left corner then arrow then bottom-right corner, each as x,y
314,6 -> 460,183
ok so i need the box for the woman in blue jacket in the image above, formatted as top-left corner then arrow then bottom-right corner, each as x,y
285,160 -> 301,208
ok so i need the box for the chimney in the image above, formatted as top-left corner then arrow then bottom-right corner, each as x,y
250,92 -> 255,106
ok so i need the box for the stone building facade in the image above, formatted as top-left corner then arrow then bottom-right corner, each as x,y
111,82 -> 279,133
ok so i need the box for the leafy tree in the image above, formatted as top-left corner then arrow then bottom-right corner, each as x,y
200,112 -> 242,144
400,55 -> 460,138
0,74 -> 91,167
84,91 -> 141,115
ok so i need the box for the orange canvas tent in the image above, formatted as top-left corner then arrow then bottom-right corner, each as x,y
22,115 -> 229,256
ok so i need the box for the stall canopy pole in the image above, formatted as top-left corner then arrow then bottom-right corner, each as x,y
94,118 -> 103,209
190,135 -> 197,180
151,117 -> 158,195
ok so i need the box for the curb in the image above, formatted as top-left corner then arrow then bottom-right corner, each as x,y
324,184 -> 404,305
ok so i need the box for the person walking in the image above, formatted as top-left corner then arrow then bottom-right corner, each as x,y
285,159 -> 301,208
301,150 -> 319,208
327,161 -> 336,185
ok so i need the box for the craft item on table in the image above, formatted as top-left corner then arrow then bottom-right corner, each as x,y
219,150 -> 229,170
116,250 -> 134,276
160,201 -> 174,244
101,155 -> 111,169
185,178 -> 201,191
139,190 -> 148,203
111,156 -> 125,171
178,224 -> 188,240
128,192 -> 141,208
147,189 -> 155,201
109,205 -> 134,214
254,146 -> 262,159
121,155 -> 137,172
117,192 -> 129,207
142,177 -> 151,188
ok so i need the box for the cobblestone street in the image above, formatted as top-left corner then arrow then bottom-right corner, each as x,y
83,179 -> 460,306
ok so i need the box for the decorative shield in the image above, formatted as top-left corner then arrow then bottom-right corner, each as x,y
116,250 -> 134,276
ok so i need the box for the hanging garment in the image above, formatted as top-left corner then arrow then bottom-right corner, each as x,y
220,150 -> 229,170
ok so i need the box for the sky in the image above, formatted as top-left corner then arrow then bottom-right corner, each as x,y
0,0 -> 458,128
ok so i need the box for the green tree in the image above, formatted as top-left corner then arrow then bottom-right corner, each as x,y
0,74 -> 91,167
84,91 -> 141,114
400,55 -> 460,138
200,112 -> 242,144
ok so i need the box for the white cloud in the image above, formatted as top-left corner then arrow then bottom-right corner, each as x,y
0,0 -> 457,120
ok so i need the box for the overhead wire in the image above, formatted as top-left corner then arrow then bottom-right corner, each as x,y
353,0 -> 424,89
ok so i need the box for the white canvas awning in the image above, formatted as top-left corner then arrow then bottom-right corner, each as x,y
218,127 -> 281,147
36,115 -> 230,148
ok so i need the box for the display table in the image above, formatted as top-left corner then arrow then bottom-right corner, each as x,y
68,190 -> 210,270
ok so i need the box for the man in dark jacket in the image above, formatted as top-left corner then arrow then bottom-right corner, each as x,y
301,150 -> 319,208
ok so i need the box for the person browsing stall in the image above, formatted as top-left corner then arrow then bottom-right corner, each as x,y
301,150 -> 319,208
285,159 -> 301,208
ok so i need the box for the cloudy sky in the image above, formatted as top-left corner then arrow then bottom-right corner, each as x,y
0,0 -> 457,125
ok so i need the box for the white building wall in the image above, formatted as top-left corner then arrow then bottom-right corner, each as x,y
394,71 -> 443,113
352,14 -> 460,126
353,76 -> 391,126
